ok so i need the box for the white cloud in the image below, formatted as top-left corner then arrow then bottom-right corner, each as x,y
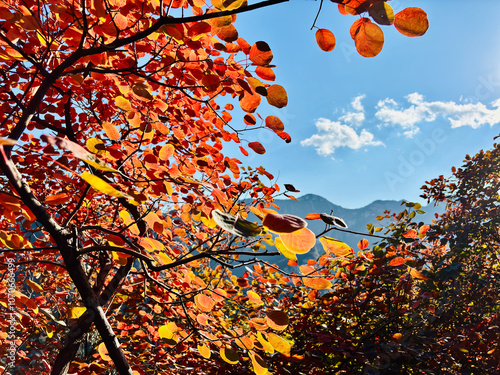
300,118 -> 383,157
376,93 -> 500,137
339,94 -> 366,127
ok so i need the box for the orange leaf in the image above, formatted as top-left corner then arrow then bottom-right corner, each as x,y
98,342 -> 111,362
239,146 -> 249,156
195,294 -> 215,312
255,66 -> 275,81
354,19 -> 384,57
394,7 -> 429,37
159,144 -> 175,160
315,28 -> 336,52
198,343 -> 211,359
266,85 -> 288,108
217,24 -> 238,42
409,267 -> 429,281
248,142 -> 266,155
419,224 -> 430,235
265,116 -> 284,132
45,193 -> 70,205
243,114 -> 257,125
239,91 -> 261,113
304,213 -> 322,220
265,310 -> 289,331
389,257 -> 405,266
303,277 -> 333,290
249,41 -> 273,66
263,213 -> 307,233
357,238 -> 369,250
102,122 -> 120,141
319,237 -> 352,257
402,229 -> 417,239
279,228 -> 316,254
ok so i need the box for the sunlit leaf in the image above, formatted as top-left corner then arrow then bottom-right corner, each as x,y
159,144 -> 175,160
354,19 -> 384,57
256,332 -> 274,354
45,193 -> 70,206
279,228 -> 316,254
80,172 -> 135,202
239,91 -> 261,113
403,229 -> 417,239
26,279 -> 44,293
303,277 -> 333,290
265,310 -> 289,331
220,348 -> 240,364
357,238 -> 369,250
409,267 -> 429,281
394,7 -> 429,37
86,137 -> 106,155
266,85 -> 288,108
198,343 -> 211,359
274,237 -> 297,260
195,294 -> 215,312
249,350 -> 268,375
265,116 -> 284,132
304,213 -> 322,220
267,332 -> 292,354
263,212 -> 307,233
315,28 -> 336,52
115,96 -> 132,111
255,66 -> 275,81
319,237 -> 352,257
389,257 -> 405,266
249,41 -> 273,66
102,122 -> 120,141
67,306 -> 86,319
98,342 -> 111,362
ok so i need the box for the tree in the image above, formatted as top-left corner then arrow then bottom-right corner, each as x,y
0,0 -> 429,374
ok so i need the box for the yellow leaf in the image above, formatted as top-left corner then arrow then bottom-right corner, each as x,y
81,172 -> 135,202
0,138 -> 17,146
86,137 -> 106,155
68,306 -> 86,319
115,96 -> 132,111
247,290 -> 263,306
119,210 -> 140,235
158,322 -> 179,341
249,350 -> 268,375
198,343 -> 211,359
274,237 -> 297,260
256,332 -> 274,354
220,348 -> 240,364
319,237 -> 352,257
98,342 -> 111,361
26,279 -> 44,293
268,332 -> 292,354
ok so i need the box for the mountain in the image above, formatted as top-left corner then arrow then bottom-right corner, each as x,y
245,194 -> 444,269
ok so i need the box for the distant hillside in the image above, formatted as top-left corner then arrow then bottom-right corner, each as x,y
245,194 -> 444,268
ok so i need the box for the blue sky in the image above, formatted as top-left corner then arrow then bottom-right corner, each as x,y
228,0 -> 500,208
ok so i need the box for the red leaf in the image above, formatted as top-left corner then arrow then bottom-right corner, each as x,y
277,132 -> 291,143
394,7 -> 429,37
389,257 -> 405,267
305,213 -> 322,220
248,141 -> 266,154
402,229 -> 417,239
263,213 -> 307,233
357,238 -> 369,250
265,116 -> 284,132
266,85 -> 288,108
239,146 -> 249,156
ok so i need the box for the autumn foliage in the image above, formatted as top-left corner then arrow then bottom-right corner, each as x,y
6,0 -> 497,375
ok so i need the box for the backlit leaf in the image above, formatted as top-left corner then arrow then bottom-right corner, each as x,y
394,7 -> 429,37
68,306 -> 86,319
86,137 -> 106,155
239,91 -> 261,113
0,138 -> 17,146
263,213 -> 307,233
403,229 -> 417,239
368,1 -> 395,25
303,277 -> 333,290
248,141 -> 266,155
249,350 -> 268,375
265,310 -> 289,331
115,96 -> 132,111
256,332 -> 274,354
274,237 -> 297,260
255,66 -> 275,81
268,332 -> 292,354
159,144 -> 175,160
305,213 -> 322,220
98,342 -> 111,362
265,116 -> 284,132
409,267 -> 429,281
266,85 -> 288,108
198,343 -> 211,359
389,257 -> 405,266
315,28 -> 336,52
102,122 -> 120,141
80,172 -> 135,202
220,348 -> 240,364
357,238 -> 369,250
195,294 -> 215,312
319,237 -> 352,257
279,228 -> 316,254
354,19 -> 384,57
277,132 -> 291,143
249,41 -> 273,66
26,279 -> 44,293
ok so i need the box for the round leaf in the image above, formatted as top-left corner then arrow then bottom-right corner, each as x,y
266,85 -> 288,108
239,91 -> 261,113
248,141 -> 266,155
220,348 -> 240,364
319,237 -> 352,257
265,116 -> 284,132
195,294 -> 215,312
355,20 -> 384,57
279,228 -> 316,254
265,310 -> 289,331
368,1 -> 395,25
315,28 -> 336,52
267,332 -> 292,354
303,277 -> 333,290
394,7 -> 429,37
249,41 -> 273,66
